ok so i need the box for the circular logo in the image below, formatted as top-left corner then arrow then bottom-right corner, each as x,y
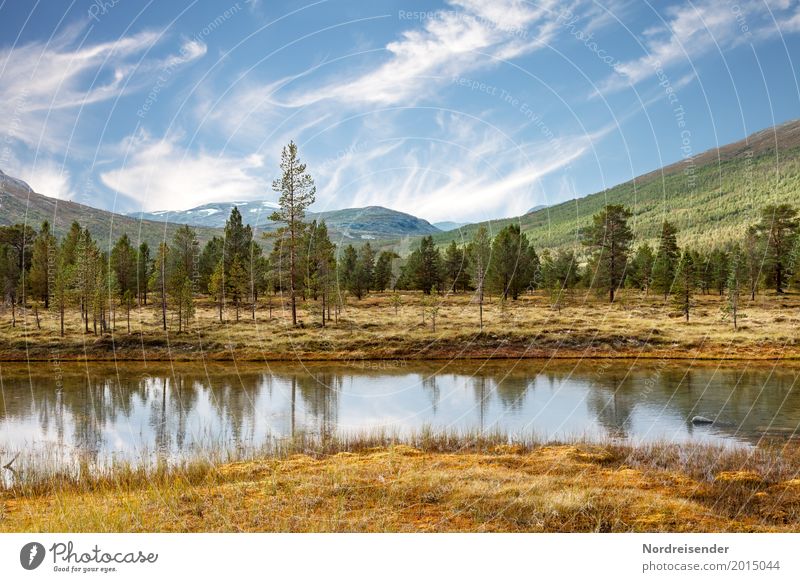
20,542 -> 46,570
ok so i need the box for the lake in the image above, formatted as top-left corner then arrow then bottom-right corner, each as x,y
1,360 -> 798,480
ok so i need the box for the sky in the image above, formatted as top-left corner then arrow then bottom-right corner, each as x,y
1,0 -> 800,223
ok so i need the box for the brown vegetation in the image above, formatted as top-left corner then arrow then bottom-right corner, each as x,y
0,290 -> 798,362
4,435 -> 800,532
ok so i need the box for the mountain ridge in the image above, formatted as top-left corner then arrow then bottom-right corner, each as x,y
128,201 -> 442,239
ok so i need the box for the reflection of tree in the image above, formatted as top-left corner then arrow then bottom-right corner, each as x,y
3,364 -> 800,472
207,373 -> 261,443
583,376 -> 634,439
296,372 -> 341,436
422,375 -> 440,415
470,376 -> 492,431
493,377 -> 529,412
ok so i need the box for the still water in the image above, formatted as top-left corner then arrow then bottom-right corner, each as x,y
1,360 -> 799,474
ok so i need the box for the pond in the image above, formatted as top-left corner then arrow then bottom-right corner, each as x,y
1,360 -> 798,480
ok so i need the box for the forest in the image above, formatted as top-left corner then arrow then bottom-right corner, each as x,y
1,142 -> 799,345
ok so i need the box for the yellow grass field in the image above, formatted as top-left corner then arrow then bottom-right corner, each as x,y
0,290 -> 798,362
3,439 -> 800,532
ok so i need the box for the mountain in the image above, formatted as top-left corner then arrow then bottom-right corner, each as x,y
130,202 -> 441,240
432,119 -> 800,251
434,221 -> 469,232
0,169 -> 220,248
526,204 -> 548,214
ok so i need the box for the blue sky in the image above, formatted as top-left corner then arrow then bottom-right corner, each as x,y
1,0 -> 799,223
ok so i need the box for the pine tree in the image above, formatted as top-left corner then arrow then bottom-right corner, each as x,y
270,141 -> 316,326
355,243 -> 376,297
743,225 -> 762,301
198,236 -> 223,293
725,244 -> 747,329
0,242 -> 21,326
74,229 -> 98,333
487,224 -> 537,300
228,258 -> 248,322
627,243 -> 655,293
756,203 -> 798,293
52,241 -> 73,337
443,241 -> 470,293
151,243 -> 169,331
208,260 -> 225,322
672,251 -> 695,321
411,236 -> 442,295
111,235 -> 137,333
339,245 -> 359,298
709,248 -> 729,296
304,221 -> 336,325
249,242 -> 269,320
168,225 -> 199,332
583,205 -> 634,303
137,242 -> 151,306
29,221 -> 57,308
540,249 -> 579,310
373,251 -> 399,292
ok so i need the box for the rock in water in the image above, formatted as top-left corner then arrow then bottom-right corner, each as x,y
691,415 -> 714,425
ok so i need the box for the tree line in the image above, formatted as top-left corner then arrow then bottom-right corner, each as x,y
1,142 -> 799,335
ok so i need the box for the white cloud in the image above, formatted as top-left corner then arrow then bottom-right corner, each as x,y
0,25 -> 205,154
312,114 -> 612,223
100,132 -> 270,211
20,162 -> 76,201
598,0 -> 800,94
222,0 -> 561,115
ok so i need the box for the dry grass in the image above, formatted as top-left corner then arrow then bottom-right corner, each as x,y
1,290 -> 799,362
3,434 -> 800,532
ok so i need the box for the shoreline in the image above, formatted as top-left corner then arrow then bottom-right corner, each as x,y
1,347 -> 799,362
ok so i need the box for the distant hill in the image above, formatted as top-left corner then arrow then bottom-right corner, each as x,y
130,202 -> 442,240
433,221 -> 469,231
526,205 -> 548,214
432,119 -> 800,251
0,169 -> 219,249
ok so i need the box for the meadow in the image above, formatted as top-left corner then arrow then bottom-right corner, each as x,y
1,289 -> 798,362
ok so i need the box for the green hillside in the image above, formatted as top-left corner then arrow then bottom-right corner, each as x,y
432,119 -> 800,251
0,170 -> 220,250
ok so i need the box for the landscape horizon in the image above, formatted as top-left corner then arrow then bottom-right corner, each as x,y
2,2 -> 800,563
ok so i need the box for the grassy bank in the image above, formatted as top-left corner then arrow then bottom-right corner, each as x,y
3,434 -> 800,532
1,291 -> 799,362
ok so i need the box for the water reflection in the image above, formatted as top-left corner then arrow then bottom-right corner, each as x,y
1,361 -> 799,475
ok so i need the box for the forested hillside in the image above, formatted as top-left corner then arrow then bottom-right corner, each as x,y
0,170 -> 219,249
433,120 -> 800,251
